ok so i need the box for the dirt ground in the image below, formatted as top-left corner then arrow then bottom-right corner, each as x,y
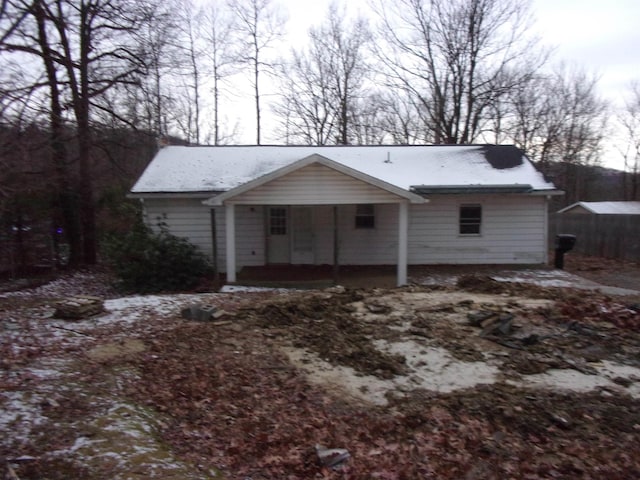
562,253 -> 640,292
2,258 -> 640,479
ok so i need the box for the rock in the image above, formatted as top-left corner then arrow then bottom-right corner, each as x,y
366,303 -> 391,314
479,313 -> 514,337
315,444 -> 350,469
467,311 -> 496,327
550,412 -> 571,430
54,295 -> 104,320
212,309 -> 228,320
325,285 -> 346,294
181,304 -> 220,322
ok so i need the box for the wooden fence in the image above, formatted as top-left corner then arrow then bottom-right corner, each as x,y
549,214 -> 640,262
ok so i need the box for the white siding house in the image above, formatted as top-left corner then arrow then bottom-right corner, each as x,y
130,145 -> 561,286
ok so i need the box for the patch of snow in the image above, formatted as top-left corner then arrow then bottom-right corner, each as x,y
25,367 -> 64,380
0,391 -> 48,443
512,360 -> 640,399
284,338 -> 640,407
219,285 -> 294,293
380,340 -> 501,393
0,271 -> 113,299
283,340 -> 501,406
104,293 -> 214,313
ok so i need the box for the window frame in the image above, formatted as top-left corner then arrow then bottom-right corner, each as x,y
355,204 -> 375,229
459,204 -> 482,236
269,207 -> 288,235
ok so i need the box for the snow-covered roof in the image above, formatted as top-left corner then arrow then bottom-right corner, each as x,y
130,145 -> 557,195
558,201 -> 640,215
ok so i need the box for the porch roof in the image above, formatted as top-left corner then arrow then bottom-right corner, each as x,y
203,154 -> 426,206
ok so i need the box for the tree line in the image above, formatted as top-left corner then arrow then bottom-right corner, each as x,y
0,0 -> 639,269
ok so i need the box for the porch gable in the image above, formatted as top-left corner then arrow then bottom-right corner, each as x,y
204,154 -> 425,206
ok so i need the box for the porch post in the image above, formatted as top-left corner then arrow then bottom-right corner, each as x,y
397,201 -> 409,286
225,203 -> 236,283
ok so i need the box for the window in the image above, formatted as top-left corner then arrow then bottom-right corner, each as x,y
269,207 -> 287,235
459,204 -> 482,235
355,204 -> 375,229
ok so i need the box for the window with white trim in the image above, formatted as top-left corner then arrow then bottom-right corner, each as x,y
355,204 -> 375,229
459,204 -> 482,235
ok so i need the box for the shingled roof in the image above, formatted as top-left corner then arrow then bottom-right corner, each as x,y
131,144 -> 557,195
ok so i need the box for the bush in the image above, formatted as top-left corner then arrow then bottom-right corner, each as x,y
103,222 -> 212,293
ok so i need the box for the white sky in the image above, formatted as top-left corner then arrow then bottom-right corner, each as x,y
532,0 -> 640,104
223,0 -> 640,170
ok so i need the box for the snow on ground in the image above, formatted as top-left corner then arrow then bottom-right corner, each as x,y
1,288 -> 229,478
284,333 -> 640,407
2,267 -> 639,477
416,268 -> 640,295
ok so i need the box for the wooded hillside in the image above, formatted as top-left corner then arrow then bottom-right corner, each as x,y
1,0 -> 639,273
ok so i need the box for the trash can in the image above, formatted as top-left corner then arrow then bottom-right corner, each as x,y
554,234 -> 576,269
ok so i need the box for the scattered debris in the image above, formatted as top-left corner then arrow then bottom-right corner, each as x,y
53,295 -> 105,320
3,264 -> 640,479
181,304 -> 229,321
315,444 -> 350,469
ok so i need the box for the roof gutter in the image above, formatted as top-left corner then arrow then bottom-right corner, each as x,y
127,191 -> 225,199
410,184 -> 564,196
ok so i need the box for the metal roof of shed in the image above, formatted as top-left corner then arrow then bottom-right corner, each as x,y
557,201 -> 640,214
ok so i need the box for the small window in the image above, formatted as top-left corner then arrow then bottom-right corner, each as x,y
355,204 -> 375,229
459,204 -> 482,235
269,207 -> 287,235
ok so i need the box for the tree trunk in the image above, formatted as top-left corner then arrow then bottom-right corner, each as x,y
34,0 -> 83,266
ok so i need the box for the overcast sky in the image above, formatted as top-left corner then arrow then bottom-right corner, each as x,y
234,0 -> 640,169
283,0 -> 640,103
533,0 -> 640,103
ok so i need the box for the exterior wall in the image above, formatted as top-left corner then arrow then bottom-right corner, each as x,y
234,206 -> 265,268
143,193 -> 548,273
408,195 -> 547,264
143,197 -> 214,258
336,204 -> 399,264
232,204 -> 399,267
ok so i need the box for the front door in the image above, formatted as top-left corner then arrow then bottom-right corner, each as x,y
291,207 -> 314,264
267,207 -> 289,264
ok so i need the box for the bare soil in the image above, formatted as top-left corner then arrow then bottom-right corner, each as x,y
563,253 -> 640,292
2,259 -> 640,479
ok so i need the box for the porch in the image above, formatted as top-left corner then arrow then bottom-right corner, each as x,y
204,154 -> 426,287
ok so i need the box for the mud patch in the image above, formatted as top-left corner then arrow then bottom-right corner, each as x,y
245,290 -> 408,378
87,339 -> 146,361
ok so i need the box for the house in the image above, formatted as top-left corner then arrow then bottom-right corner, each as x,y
129,145 -> 562,286
557,201 -> 640,215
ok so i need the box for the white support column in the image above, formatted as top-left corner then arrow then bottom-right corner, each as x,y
397,201 -> 409,286
225,203 -> 236,283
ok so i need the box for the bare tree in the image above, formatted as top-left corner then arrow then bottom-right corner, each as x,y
274,3 -> 370,145
201,0 -> 239,145
1,0 -> 146,264
134,0 -> 181,138
503,65 -> 608,202
375,90 -> 433,144
229,0 -> 285,145
372,0 -> 545,144
618,81 -> 640,200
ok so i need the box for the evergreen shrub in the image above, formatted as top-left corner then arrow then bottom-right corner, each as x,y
103,222 -> 211,293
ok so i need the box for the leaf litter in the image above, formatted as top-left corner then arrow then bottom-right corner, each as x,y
1,270 -> 640,478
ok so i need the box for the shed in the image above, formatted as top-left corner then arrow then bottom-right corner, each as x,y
557,201 -> 640,215
130,145 -> 562,286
